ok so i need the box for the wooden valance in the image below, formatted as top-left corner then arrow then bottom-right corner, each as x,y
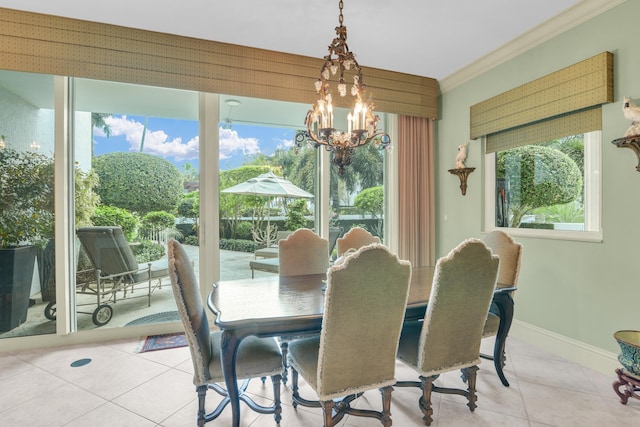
0,7 -> 438,119
470,51 -> 613,140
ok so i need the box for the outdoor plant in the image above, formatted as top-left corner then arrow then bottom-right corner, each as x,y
93,152 -> 183,215
284,198 -> 309,230
235,221 -> 253,240
91,205 -> 139,241
139,211 -> 179,239
131,240 -> 165,263
497,145 -> 582,227
0,147 -> 54,248
354,186 -> 383,218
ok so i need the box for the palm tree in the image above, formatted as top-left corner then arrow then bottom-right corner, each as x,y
91,113 -> 112,158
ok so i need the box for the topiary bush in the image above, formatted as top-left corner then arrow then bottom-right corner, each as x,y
91,205 -> 139,241
93,152 -> 183,215
497,145 -> 582,227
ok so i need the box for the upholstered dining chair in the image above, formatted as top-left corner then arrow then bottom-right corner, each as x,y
480,230 -> 523,387
395,239 -> 499,426
167,239 -> 284,426
278,228 -> 329,276
287,244 -> 412,427
275,228 -> 330,383
335,226 -> 380,257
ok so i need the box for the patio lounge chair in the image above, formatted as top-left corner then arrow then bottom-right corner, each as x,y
44,226 -> 168,326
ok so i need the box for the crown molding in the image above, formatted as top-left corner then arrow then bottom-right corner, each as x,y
439,0 -> 626,94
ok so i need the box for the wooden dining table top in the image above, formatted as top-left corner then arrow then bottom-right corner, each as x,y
208,265 -> 435,330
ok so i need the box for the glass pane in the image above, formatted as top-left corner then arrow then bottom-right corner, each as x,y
495,134 -> 585,230
219,116 -> 316,280
0,70 -> 55,338
329,141 -> 387,259
74,78 -> 198,330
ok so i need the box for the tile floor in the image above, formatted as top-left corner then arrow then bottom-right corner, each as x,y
0,335 -> 638,426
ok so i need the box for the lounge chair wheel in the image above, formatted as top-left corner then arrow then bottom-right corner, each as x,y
92,304 -> 113,326
44,301 -> 57,320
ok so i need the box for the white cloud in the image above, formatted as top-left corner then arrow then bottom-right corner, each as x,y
219,127 -> 260,160
102,116 -> 262,162
276,137 -> 295,150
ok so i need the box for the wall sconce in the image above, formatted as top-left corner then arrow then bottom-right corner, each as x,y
612,135 -> 640,172
448,167 -> 476,196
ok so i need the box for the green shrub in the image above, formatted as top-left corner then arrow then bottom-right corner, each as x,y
131,240 -> 165,263
219,238 -> 258,252
235,221 -> 253,240
93,152 -> 183,215
184,235 -> 199,246
91,205 -> 139,241
284,199 -> 309,230
0,148 -> 54,248
354,186 -> 383,218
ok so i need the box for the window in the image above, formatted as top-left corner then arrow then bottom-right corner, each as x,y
484,130 -> 601,241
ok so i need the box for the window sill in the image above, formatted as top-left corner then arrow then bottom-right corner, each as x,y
484,226 -> 603,243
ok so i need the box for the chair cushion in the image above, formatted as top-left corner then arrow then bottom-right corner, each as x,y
287,336 -> 321,390
207,332 -> 284,383
133,258 -> 169,282
483,312 -> 500,337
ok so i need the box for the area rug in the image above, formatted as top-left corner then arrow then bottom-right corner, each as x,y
137,332 -> 188,353
125,310 -> 181,326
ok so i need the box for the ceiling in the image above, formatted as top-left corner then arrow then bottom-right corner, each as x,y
0,1 -> 623,127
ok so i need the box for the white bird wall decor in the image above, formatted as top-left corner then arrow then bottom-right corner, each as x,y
455,142 -> 469,169
622,96 -> 640,137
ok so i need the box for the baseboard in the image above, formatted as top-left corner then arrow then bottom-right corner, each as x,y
510,320 -> 619,376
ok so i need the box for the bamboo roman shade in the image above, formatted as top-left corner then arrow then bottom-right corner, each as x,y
470,52 -> 613,152
0,7 -> 438,119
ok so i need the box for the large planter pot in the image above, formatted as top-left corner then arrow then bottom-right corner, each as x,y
0,246 -> 37,332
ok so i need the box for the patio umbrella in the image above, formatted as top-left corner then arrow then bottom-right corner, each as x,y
221,171 -> 313,247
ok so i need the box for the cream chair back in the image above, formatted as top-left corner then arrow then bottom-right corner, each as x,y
336,227 -> 380,257
318,244 -> 411,400
481,230 -> 522,288
417,239 -> 499,376
278,228 -> 329,276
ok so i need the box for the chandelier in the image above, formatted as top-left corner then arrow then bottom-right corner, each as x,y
295,0 -> 390,175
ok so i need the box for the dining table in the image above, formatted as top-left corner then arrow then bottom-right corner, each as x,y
207,266 -> 432,426
207,266 -> 513,427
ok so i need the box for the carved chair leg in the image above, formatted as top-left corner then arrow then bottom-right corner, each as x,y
271,374 -> 283,424
380,386 -> 393,427
419,375 -> 436,426
321,399 -> 335,427
461,365 -> 479,412
196,385 -> 207,427
291,367 -> 300,408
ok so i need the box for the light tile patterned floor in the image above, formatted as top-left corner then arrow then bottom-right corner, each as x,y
0,336 -> 638,426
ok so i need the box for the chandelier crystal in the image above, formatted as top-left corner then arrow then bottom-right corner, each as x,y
295,0 -> 390,175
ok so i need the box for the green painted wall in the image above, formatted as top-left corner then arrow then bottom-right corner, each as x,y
436,1 -> 638,354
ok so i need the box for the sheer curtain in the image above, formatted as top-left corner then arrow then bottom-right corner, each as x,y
397,115 -> 435,267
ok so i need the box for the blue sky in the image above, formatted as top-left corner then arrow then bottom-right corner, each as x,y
93,115 -> 296,172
